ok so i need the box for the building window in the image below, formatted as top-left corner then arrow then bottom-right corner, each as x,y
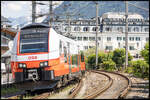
105,27 -> 112,32
83,37 -> 88,41
123,37 -> 126,41
134,27 -> 139,32
146,37 -> 149,41
117,37 -> 122,41
129,46 -> 135,50
144,28 -> 149,32
136,37 -> 140,41
105,46 -> 113,50
84,46 -> 88,50
2,32 -> 13,40
83,27 -> 89,32
74,27 -> 81,31
65,27 -> 71,32
128,27 -> 131,32
98,37 -> 101,41
92,27 -> 97,31
118,42 -> 120,48
129,37 -> 134,41
107,37 -> 111,41
89,46 -> 94,48
78,37 -> 82,41
54,26 -> 59,31
1,36 -> 9,45
117,27 -> 123,32
89,37 -> 95,41
137,43 -> 139,47
72,36 -> 76,40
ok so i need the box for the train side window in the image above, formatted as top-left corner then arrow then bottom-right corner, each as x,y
72,54 -> 78,65
76,55 -> 78,65
59,40 -> 62,55
67,42 -> 70,55
78,55 -> 80,65
72,55 -> 75,65
64,46 -> 67,63
81,52 -> 84,62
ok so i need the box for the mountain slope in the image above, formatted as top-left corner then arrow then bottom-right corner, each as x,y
8,1 -> 149,26
53,1 -> 149,19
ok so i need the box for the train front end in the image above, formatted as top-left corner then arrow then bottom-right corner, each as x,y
11,23 -> 57,85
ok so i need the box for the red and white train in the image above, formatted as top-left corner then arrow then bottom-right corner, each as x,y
10,23 -> 86,89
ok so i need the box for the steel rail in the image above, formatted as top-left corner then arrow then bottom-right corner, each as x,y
32,92 -> 50,99
69,70 -> 131,99
83,70 -> 113,99
68,70 -> 113,99
68,79 -> 83,98
97,70 -> 132,99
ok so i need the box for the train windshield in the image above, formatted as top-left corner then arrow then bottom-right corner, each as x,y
20,28 -> 49,53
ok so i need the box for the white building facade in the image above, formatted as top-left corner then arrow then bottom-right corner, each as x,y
52,12 -> 149,57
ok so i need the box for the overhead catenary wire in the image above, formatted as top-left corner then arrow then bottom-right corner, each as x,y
128,2 -> 149,12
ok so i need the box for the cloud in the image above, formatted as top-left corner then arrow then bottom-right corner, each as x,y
18,1 -> 30,5
7,3 -> 22,11
1,1 -> 63,18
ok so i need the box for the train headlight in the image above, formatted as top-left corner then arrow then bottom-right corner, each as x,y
19,63 -> 26,68
19,63 -> 23,68
44,61 -> 48,66
23,64 -> 26,68
40,61 -> 48,67
40,62 -> 44,67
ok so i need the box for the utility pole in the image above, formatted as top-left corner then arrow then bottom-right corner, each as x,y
49,1 -> 53,27
32,1 -> 36,23
95,2 -> 98,69
125,1 -> 128,69
67,13 -> 71,36
62,4 -> 71,36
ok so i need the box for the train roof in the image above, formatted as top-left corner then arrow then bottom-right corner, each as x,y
57,33 -> 78,46
21,23 -> 50,30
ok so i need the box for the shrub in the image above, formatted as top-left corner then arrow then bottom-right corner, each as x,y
102,60 -> 116,71
98,52 -> 108,64
141,42 -> 149,64
125,66 -> 134,74
127,60 -> 149,78
87,51 -> 109,69
112,48 -> 133,68
87,54 -> 96,69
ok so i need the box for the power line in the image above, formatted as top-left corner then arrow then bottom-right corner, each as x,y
128,2 -> 149,12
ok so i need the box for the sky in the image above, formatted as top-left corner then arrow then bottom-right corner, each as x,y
1,1 -> 63,19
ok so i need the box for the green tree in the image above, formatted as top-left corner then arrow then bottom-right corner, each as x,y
141,42 -> 149,64
112,48 -> 133,68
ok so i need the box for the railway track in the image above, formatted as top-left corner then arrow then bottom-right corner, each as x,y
68,70 -> 131,99
95,70 -> 132,99
5,70 -> 131,99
